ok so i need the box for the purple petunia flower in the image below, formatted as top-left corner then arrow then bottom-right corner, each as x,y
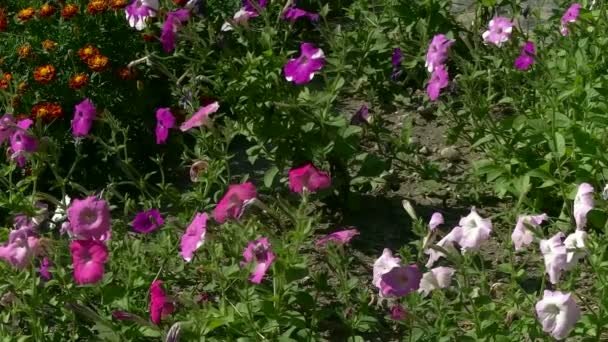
284,42 -> 325,85
482,17 -> 514,47
282,6 -> 319,22
160,9 -> 191,53
71,98 -> 96,137
9,119 -> 37,167
391,48 -> 403,81
426,65 -> 449,101
514,41 -> 536,71
425,34 -> 454,73
351,104 -> 371,125
155,108 -> 175,144
132,208 -> 164,233
125,0 -> 159,31
0,114 -> 16,145
241,237 -> 275,284
39,257 -> 52,280
561,3 -> 582,36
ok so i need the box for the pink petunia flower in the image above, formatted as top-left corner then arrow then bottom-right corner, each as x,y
66,196 -> 112,240
160,9 -> 190,53
379,264 -> 422,297
563,230 -> 586,269
482,17 -> 514,46
560,3 -> 582,36
429,212 -> 444,231
155,108 -> 175,144
390,304 -> 407,320
179,102 -> 219,131
221,0 -> 267,31
425,34 -> 454,73
540,232 -> 568,284
426,65 -> 449,101
535,290 -> 581,340
70,240 -> 109,285
424,227 -> 461,267
242,237 -> 275,284
0,227 -> 41,269
514,41 -> 536,71
511,213 -> 548,251
573,183 -> 593,230
316,228 -> 359,246
213,182 -> 257,223
282,6 -> 319,22
9,119 -> 37,167
39,257 -> 52,280
71,98 -> 97,137
131,208 -> 164,233
288,163 -> 331,193
418,266 -> 455,297
284,42 -> 325,85
150,280 -> 175,325
125,0 -> 159,30
180,212 -> 208,262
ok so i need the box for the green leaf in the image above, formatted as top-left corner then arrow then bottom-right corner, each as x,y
263,166 -> 279,188
554,132 -> 566,158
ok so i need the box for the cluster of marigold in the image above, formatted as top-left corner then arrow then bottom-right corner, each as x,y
0,3 -> 136,122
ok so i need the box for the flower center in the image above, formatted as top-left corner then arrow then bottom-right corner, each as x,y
80,208 -> 98,225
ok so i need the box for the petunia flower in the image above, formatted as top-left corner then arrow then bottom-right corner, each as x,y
390,304 -> 407,320
573,183 -> 593,230
160,9 -> 190,52
0,114 -> 16,144
49,195 -> 71,230
213,182 -> 257,223
316,228 -> 359,246
391,48 -> 403,81
284,42 -> 325,85
150,280 -> 175,325
288,163 -> 331,193
39,257 -> 52,280
424,227 -> 461,267
9,118 -> 38,167
125,0 -> 159,31
243,0 -> 267,13
535,290 -> 581,340
373,248 -> 401,289
425,34 -> 454,72
454,208 -> 492,252
563,230 -> 586,269
66,196 -> 112,240
241,237 -> 275,284
482,17 -> 514,46
514,41 -> 536,71
540,232 -> 567,284
429,212 -> 444,231
0,227 -> 41,269
155,108 -> 175,144
350,104 -> 371,125
179,102 -> 219,131
180,212 -> 207,262
71,98 -> 97,137
511,213 -> 548,251
221,0 -> 267,31
560,3 -> 582,36
418,266 -> 455,297
426,65 -> 449,101
70,240 -> 109,285
282,6 -> 319,22
379,264 -> 422,297
131,208 -> 164,233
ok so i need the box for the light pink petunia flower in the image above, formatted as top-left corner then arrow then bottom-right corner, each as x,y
379,264 -> 422,297
418,266 -> 455,297
71,98 -> 97,137
455,208 -> 492,252
179,102 -> 219,132
288,163 -> 331,193
429,212 -> 444,231
482,17 -> 514,46
213,182 -> 257,223
66,196 -> 112,240
425,34 -> 454,73
573,183 -> 593,230
70,240 -> 109,285
511,213 -> 548,251
560,3 -> 582,36
316,228 -> 359,246
150,279 -> 175,325
563,230 -> 586,269
180,212 -> 208,262
536,290 -> 581,340
284,42 -> 325,85
540,232 -> 568,284
0,227 -> 41,269
424,226 -> 461,267
242,237 -> 275,284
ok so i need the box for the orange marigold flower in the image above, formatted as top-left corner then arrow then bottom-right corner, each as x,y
87,54 -> 109,72
173,0 -> 188,5
0,72 -> 11,90
17,7 -> 36,21
69,73 -> 89,89
142,33 -> 156,42
18,44 -> 33,59
87,0 -> 107,14
32,102 -> 63,121
109,0 -> 128,10
39,4 -> 56,17
117,67 -> 135,80
61,4 -> 79,19
78,45 -> 100,62
0,8 -> 8,32
17,82 -> 28,94
34,64 -> 57,84
42,39 -> 58,51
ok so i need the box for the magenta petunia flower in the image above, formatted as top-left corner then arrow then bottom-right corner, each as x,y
0,227 -> 40,269
150,279 -> 175,325
282,6 -> 319,22
390,304 -> 407,320
536,290 -> 581,340
179,102 -> 219,131
351,104 -> 370,125
242,237 -> 275,284
9,119 -> 37,167
511,213 -> 548,251
284,42 -> 325,85
71,98 -> 96,137
70,240 -> 109,285
39,257 -> 52,280
213,182 -> 257,223
125,0 -> 159,31
379,264 -> 422,297
316,228 -> 359,246
180,212 -> 207,262
573,183 -> 593,230
131,208 -> 164,233
418,266 -> 455,297
560,3 -> 582,36
288,163 -> 331,193
0,114 -> 16,144
482,17 -> 513,46
540,232 -> 568,284
66,196 -> 112,240
425,34 -> 454,72
160,9 -> 190,53
514,41 -> 536,71
155,108 -> 175,144
429,212 -> 444,231
426,65 -> 449,101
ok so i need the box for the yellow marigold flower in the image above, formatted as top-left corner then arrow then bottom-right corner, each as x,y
69,73 -> 89,89
87,55 -> 109,72
42,40 -> 58,51
39,4 -> 56,18
78,45 -> 100,62
34,64 -> 57,84
18,44 -> 33,59
87,0 -> 107,14
61,4 -> 79,19
17,7 -> 36,22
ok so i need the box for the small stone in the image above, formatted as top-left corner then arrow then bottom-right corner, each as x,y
419,146 -> 429,155
440,146 -> 461,161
